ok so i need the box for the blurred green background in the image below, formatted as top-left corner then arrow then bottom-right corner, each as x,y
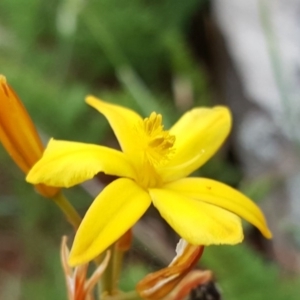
0,0 -> 299,299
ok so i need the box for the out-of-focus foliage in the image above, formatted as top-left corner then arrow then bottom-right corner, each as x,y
0,0 -> 210,128
202,244 -> 300,300
0,0 -> 298,299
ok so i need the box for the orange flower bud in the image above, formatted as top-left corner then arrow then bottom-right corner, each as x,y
0,75 -> 59,198
136,239 -> 204,300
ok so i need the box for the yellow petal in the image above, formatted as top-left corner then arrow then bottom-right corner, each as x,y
86,96 -> 143,154
26,139 -> 136,187
159,107 -> 231,182
69,178 -> 151,265
163,178 -> 272,239
149,188 -> 243,245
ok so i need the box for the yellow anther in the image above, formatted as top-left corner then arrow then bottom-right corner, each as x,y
138,112 -> 175,166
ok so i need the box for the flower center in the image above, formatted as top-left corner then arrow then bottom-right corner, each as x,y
133,112 -> 175,188
140,112 -> 175,166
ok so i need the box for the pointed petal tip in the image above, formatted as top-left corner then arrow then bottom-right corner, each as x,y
68,252 -> 86,267
0,74 -> 7,83
263,228 -> 273,239
25,172 -> 34,184
26,167 -> 41,185
85,95 -> 107,108
68,233 -> 110,267
85,95 -> 99,104
68,242 -> 98,266
214,105 -> 232,127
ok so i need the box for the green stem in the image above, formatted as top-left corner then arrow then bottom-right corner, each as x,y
52,192 -> 81,229
112,249 -> 124,288
101,245 -> 116,296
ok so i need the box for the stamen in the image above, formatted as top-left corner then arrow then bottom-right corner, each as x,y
137,112 -> 175,166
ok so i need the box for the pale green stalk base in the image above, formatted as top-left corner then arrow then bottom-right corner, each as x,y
101,245 -> 116,296
52,192 -> 81,229
112,249 -> 124,289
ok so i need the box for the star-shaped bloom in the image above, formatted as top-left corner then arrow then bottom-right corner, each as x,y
27,97 -> 272,265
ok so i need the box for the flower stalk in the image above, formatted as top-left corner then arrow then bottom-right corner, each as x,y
113,230 -> 132,287
101,245 -> 117,297
100,230 -> 133,297
53,192 -> 82,229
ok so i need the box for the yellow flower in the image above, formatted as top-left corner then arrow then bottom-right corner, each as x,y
0,75 -> 59,198
26,96 -> 272,265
